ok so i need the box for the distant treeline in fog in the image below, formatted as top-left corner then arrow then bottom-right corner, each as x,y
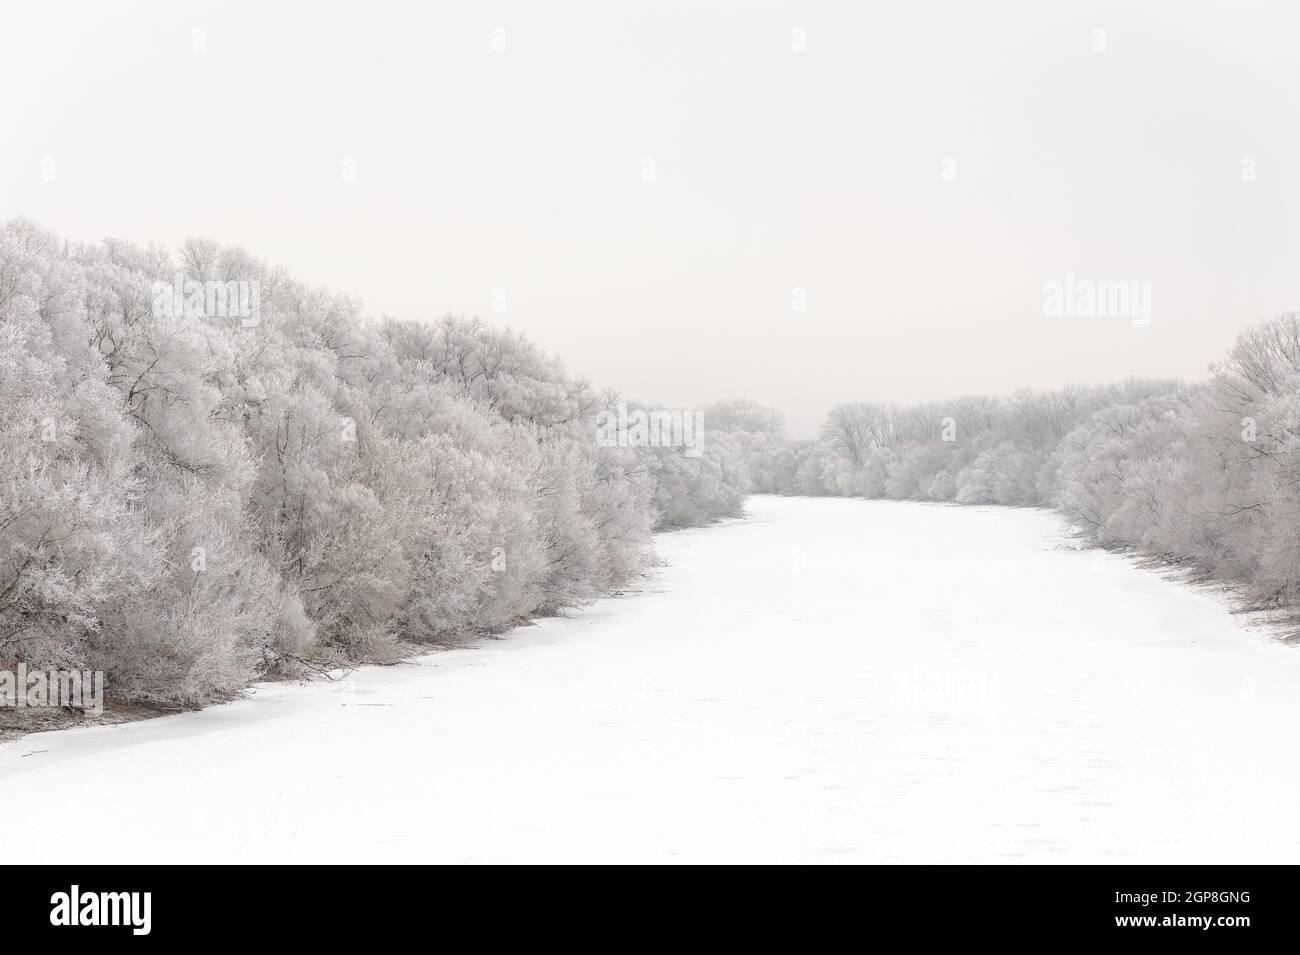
0,220 -> 746,707
724,313 -> 1300,627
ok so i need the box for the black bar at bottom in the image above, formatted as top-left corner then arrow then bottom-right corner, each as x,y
2,864 -> 1291,942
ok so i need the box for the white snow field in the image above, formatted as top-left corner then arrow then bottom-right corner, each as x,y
4,495 -> 1300,864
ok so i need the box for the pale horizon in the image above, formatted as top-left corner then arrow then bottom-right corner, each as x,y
6,1 -> 1299,437
7,2 -> 1300,436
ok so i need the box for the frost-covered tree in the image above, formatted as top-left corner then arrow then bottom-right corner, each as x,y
704,398 -> 785,436
0,233 -> 156,672
0,219 -> 749,709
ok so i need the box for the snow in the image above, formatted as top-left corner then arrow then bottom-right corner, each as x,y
4,494 -> 1300,863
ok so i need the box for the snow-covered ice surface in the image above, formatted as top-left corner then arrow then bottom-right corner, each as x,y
4,495 -> 1300,863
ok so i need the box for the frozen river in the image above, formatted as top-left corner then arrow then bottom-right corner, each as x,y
4,495 -> 1299,863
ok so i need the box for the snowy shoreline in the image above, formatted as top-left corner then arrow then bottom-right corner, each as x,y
4,495 -> 1299,863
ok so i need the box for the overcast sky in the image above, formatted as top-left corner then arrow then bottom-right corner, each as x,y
4,0 -> 1299,436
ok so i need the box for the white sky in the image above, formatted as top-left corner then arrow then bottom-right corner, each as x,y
4,0 -> 1299,436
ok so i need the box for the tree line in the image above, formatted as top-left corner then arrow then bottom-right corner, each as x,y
725,313 -> 1300,626
0,220 -> 746,707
